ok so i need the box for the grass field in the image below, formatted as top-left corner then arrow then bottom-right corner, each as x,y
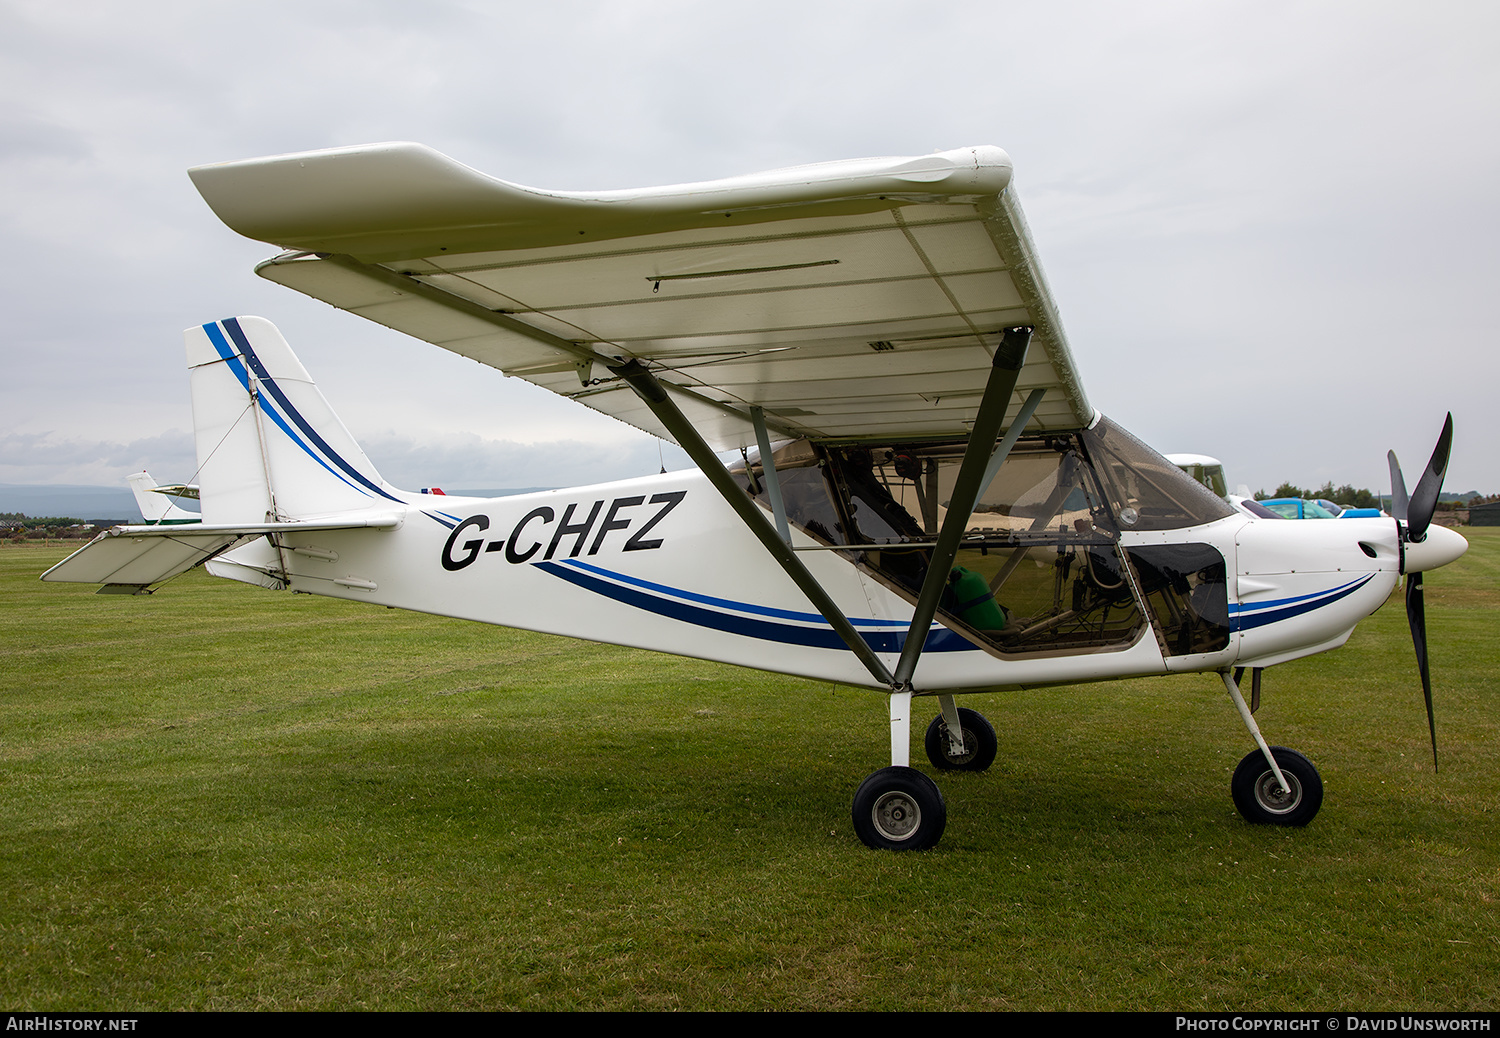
2,532 -> 1497,1010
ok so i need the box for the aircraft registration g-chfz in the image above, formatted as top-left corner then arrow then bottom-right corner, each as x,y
45,143 -> 1469,850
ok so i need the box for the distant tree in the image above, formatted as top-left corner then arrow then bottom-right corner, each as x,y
1257,483 -> 1384,507
1321,484 -> 1380,508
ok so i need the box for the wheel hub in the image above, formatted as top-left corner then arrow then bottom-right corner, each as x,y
871,790 -> 922,841
1253,770 -> 1302,814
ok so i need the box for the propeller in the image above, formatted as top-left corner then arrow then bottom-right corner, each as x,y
1387,413 -> 1454,772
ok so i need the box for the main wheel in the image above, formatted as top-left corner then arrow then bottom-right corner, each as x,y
924,708 -> 997,772
851,766 -> 947,851
1231,746 -> 1323,826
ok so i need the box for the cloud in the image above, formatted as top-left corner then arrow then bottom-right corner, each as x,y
0,425 -> 692,493
0,1 -> 1497,497
0,430 -> 196,485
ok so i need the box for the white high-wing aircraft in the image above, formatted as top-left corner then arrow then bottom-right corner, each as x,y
126,471 -> 200,525
43,144 -> 1468,849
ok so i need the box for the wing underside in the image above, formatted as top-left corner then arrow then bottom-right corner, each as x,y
190,143 -> 1092,450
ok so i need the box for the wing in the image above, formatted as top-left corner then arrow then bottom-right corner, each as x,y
190,143 -> 1090,450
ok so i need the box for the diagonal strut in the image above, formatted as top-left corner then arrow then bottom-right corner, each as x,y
893,326 -> 1033,688
609,358 -> 897,688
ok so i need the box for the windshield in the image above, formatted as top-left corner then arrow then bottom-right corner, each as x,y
1081,417 -> 1236,531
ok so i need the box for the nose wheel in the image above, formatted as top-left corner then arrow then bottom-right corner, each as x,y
924,707 -> 997,772
1231,746 -> 1323,826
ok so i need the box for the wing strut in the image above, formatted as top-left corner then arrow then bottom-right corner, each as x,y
893,327 -> 1032,689
608,358 -> 897,688
750,406 -> 791,544
981,387 -> 1048,498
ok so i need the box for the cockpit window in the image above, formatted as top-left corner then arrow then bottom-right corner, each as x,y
1082,418 -> 1236,531
730,416 -> 1232,659
820,440 -> 1119,545
730,440 -> 846,546
734,434 -> 1144,657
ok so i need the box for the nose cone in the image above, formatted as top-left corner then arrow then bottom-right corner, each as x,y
1405,524 -> 1469,573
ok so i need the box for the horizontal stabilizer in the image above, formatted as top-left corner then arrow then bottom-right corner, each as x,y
40,516 -> 399,592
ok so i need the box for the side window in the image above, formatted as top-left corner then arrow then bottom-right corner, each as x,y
731,442 -> 846,546
1125,544 -> 1230,656
730,422 -> 1226,661
755,438 -> 1148,657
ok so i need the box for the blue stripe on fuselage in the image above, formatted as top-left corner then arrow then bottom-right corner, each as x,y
536,559 -> 978,653
1228,574 -> 1373,632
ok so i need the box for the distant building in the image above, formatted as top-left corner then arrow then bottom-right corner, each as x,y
1469,501 -> 1500,527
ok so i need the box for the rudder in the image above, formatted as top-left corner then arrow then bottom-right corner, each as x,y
186,316 -> 398,525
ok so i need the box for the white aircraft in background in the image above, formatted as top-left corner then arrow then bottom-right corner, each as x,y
44,144 -> 1467,849
1167,454 -> 1281,519
1167,453 -> 1229,498
126,471 -> 200,525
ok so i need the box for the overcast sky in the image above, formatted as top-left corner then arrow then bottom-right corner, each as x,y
3,0 -> 1496,497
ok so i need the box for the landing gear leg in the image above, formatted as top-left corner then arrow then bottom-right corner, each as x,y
889,689 -> 911,767
851,690 -> 947,851
1220,670 -> 1323,826
925,696 -> 997,772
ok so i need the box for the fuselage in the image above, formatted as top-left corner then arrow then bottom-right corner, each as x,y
210,466 -> 1446,695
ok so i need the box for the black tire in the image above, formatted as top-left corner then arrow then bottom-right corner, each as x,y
924,708 -> 998,772
851,766 -> 947,851
1231,746 -> 1323,827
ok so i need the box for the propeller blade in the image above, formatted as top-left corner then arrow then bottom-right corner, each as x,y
1405,570 -> 1438,772
1406,413 -> 1454,542
1387,450 -> 1409,524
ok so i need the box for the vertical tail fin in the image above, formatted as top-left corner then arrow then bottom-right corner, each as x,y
186,317 -> 398,525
